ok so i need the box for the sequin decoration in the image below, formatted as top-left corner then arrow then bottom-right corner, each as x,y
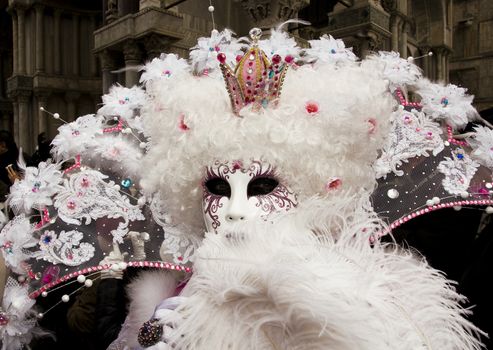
138,319 -> 164,347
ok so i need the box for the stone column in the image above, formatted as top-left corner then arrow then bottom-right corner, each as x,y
99,50 -> 116,94
399,20 -> 408,58
72,13 -> 80,76
17,93 -> 31,152
53,9 -> 62,74
435,48 -> 443,82
35,91 -> 50,135
17,7 -> 26,75
390,16 -> 400,52
11,10 -> 18,74
35,4 -> 45,73
420,46 -> 431,78
65,92 -> 80,122
89,16 -> 98,77
12,102 -> 19,144
123,40 -> 142,87
442,50 -> 449,83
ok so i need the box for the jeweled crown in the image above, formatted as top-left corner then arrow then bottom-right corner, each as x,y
217,28 -> 290,115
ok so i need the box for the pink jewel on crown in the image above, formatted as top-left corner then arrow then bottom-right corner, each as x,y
217,28 -> 289,115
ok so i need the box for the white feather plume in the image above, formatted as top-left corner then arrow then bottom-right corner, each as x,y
469,125 -> 493,168
362,51 -> 422,91
140,53 -> 190,85
98,85 -> 147,121
416,79 -> 478,129
189,29 -> 244,75
259,26 -> 301,61
111,271 -> 178,349
91,134 -> 144,178
51,114 -> 104,161
0,278 -> 38,350
305,34 -> 357,66
165,197 -> 483,350
7,161 -> 63,214
0,215 -> 37,274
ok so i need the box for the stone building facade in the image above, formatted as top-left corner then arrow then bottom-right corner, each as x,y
449,0 -> 493,111
1,0 -> 492,152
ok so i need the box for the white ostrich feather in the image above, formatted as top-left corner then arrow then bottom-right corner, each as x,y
305,34 -> 357,66
51,114 -> 104,161
140,53 -> 190,85
91,134 -> 144,178
416,79 -> 477,129
163,197 -> 482,350
470,125 -> 493,167
98,85 -> 147,121
364,51 -> 422,90
7,161 -> 63,214
259,26 -> 301,61
109,271 -> 178,349
0,278 -> 38,350
189,29 -> 244,75
0,215 -> 37,274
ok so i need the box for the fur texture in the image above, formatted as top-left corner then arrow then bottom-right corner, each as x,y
162,196 -> 483,350
115,270 -> 178,349
140,62 -> 395,233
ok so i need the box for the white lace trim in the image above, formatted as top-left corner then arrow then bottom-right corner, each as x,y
374,109 -> 444,178
438,148 -> 479,195
150,194 -> 199,264
54,169 -> 145,243
36,230 -> 95,266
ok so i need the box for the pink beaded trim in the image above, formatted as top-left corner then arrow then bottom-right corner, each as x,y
63,154 -> 81,174
446,125 -> 468,146
372,199 -> 493,241
395,89 -> 422,108
103,120 -> 124,133
35,209 -> 52,229
29,261 -> 193,299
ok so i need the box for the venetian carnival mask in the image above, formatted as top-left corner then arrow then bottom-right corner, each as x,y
202,160 -> 298,233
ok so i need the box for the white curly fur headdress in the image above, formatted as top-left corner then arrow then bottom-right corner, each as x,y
138,28 -> 396,231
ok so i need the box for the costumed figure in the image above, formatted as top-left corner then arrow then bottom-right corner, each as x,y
2,21 -> 493,350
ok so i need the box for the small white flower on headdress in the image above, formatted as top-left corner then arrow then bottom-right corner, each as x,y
305,34 -> 357,66
469,125 -> 493,168
0,278 -> 38,350
98,85 -> 147,120
190,29 -> 244,75
8,161 -> 63,214
140,53 -> 189,84
0,215 -> 37,274
416,79 -> 477,129
367,51 -> 422,90
259,27 -> 300,61
51,114 -> 104,161
93,134 -> 143,176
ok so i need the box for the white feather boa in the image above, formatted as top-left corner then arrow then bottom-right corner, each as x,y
156,197 -> 483,350
109,271 -> 178,350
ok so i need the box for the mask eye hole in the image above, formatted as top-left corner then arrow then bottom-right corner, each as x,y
204,178 -> 231,197
248,177 -> 279,197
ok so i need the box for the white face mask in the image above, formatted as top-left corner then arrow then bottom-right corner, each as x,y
201,160 -> 297,234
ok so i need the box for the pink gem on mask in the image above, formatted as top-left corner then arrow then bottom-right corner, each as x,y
367,118 -> 377,134
326,177 -> 342,191
179,114 -> 190,131
232,160 -> 243,170
305,101 -> 319,114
